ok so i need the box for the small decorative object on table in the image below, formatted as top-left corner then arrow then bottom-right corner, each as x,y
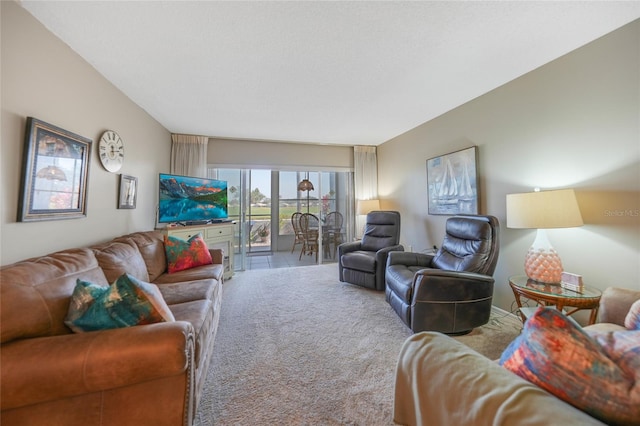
561,271 -> 584,293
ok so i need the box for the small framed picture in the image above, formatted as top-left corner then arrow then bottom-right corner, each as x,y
118,174 -> 137,209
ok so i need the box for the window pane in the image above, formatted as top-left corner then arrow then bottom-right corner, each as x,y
279,171 -> 298,235
248,170 -> 271,252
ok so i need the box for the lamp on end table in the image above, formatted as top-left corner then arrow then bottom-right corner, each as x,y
356,199 -> 380,216
506,188 -> 583,284
356,199 -> 380,238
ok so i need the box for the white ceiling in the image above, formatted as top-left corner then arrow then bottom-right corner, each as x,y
20,1 -> 640,146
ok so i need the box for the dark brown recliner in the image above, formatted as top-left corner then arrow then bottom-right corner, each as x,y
338,211 -> 403,291
385,215 -> 500,335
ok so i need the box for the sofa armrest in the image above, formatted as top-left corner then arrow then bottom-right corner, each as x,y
394,332 -> 606,426
598,287 -> 640,326
209,248 -> 224,265
1,321 -> 194,411
387,251 -> 433,268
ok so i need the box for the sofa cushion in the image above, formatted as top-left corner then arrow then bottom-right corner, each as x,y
116,231 -> 168,282
154,263 -> 224,285
91,239 -> 149,283
624,299 -> 640,330
65,274 -> 175,333
156,279 -> 217,305
164,233 -> 213,274
499,307 -> 640,425
169,299 -> 213,367
0,248 -> 108,343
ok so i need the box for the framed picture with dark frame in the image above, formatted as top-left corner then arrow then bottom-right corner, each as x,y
118,174 -> 137,209
18,117 -> 92,222
426,146 -> 479,215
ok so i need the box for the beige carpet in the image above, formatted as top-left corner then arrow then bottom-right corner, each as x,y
194,264 -> 522,426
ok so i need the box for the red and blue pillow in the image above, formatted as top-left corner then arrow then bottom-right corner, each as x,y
164,233 -> 213,273
499,307 -> 640,425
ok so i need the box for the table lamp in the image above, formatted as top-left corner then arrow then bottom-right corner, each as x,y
506,189 -> 583,284
356,199 -> 380,238
356,199 -> 380,216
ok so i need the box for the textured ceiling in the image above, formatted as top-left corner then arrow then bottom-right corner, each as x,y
20,1 -> 640,145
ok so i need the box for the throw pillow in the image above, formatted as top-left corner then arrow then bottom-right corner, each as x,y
499,307 -> 640,425
164,233 -> 213,273
624,299 -> 640,330
65,273 -> 175,333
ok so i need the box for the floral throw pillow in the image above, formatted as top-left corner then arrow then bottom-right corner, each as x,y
65,273 -> 175,333
164,233 -> 213,273
624,299 -> 640,330
499,307 -> 640,425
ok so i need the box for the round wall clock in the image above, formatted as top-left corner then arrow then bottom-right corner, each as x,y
98,130 -> 124,172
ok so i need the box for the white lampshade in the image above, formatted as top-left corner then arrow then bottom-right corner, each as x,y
506,189 -> 583,229
356,199 -> 380,215
506,189 -> 583,284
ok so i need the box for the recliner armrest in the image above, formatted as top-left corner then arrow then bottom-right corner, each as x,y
337,240 -> 362,257
387,251 -> 433,268
412,270 -> 494,302
375,245 -> 405,263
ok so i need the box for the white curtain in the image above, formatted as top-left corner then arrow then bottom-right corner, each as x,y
354,146 -> 378,236
170,134 -> 208,177
354,145 -> 378,201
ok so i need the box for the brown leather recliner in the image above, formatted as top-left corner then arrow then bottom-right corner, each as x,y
338,211 -> 404,291
385,215 -> 500,335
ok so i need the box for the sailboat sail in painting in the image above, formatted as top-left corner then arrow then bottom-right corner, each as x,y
427,146 -> 479,215
437,158 -> 459,204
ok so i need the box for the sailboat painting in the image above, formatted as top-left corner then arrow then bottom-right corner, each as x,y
426,146 -> 479,215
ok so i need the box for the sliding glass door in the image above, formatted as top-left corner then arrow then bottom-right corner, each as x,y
210,167 -> 354,270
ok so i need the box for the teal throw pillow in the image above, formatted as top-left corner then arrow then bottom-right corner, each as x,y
65,273 -> 175,333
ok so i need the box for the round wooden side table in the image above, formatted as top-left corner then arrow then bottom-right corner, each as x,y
508,275 -> 602,325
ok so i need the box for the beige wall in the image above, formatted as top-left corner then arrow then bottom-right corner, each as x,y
1,2 -> 171,265
378,20 -> 640,316
208,137 -> 353,171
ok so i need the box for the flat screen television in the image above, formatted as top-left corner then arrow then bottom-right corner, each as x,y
158,173 -> 228,224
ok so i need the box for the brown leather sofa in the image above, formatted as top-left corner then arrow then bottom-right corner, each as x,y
1,230 -> 224,426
